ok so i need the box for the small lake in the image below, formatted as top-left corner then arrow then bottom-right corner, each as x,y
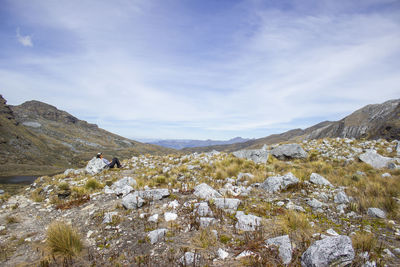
0,176 -> 38,184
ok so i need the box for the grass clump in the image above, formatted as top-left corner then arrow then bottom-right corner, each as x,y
46,221 -> 83,264
6,215 -> 18,224
85,179 -> 103,191
352,232 -> 376,253
192,228 -> 217,249
58,182 -> 70,191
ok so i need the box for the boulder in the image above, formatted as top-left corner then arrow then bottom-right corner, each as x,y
194,183 -> 222,200
148,214 -> 158,222
217,248 -> 229,260
306,198 -> 325,209
164,212 -> 177,222
137,188 -> 170,200
148,228 -> 167,244
85,157 -> 108,175
359,150 -> 394,169
334,191 -> 349,204
213,198 -> 241,212
233,148 -> 269,164
271,144 -> 308,160
301,235 -> 355,267
266,235 -> 293,265
235,211 -> 261,231
0,189 -> 4,195
194,202 -> 213,217
260,172 -> 299,193
198,217 -> 216,228
367,208 -> 386,219
122,192 -> 145,209
310,173 -> 333,187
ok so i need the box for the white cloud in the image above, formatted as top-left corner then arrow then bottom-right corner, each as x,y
16,28 -> 33,47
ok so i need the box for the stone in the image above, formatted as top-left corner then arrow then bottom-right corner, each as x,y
235,250 -> 256,259
164,212 -> 177,222
359,150 -> 394,169
334,191 -> 350,204
310,173 -> 333,187
367,208 -> 386,219
271,144 -> 308,160
111,177 -> 136,194
381,173 -> 391,178
85,157 -> 108,175
122,192 -> 145,209
235,211 -> 261,231
260,172 -> 299,193
326,228 -> 339,236
306,198 -> 325,209
213,198 -> 241,212
148,228 -> 167,244
0,189 -> 4,195
266,235 -> 292,265
194,202 -> 213,217
217,248 -> 229,260
301,235 -> 355,267
233,148 -> 269,164
237,172 -> 254,181
199,217 -> 216,228
168,200 -> 180,209
137,188 -> 170,200
396,140 -> 400,156
194,183 -> 222,200
102,212 -> 118,224
179,252 -> 200,265
286,201 -> 305,212
148,214 -> 159,222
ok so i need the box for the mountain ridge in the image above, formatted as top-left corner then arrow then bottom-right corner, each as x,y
148,137 -> 251,149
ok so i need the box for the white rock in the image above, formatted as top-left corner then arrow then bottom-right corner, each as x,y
310,173 -> 333,187
359,150 -> 394,169
148,214 -> 159,222
233,147 -> 269,164
306,198 -> 325,209
164,212 -> 178,222
137,188 -> 170,200
122,192 -> 145,209
85,157 -> 108,175
266,235 -> 293,264
381,173 -> 391,178
148,228 -> 167,244
199,217 -> 216,228
334,191 -> 350,204
235,250 -> 256,259
260,172 -> 299,193
217,248 -> 229,260
194,202 -> 214,217
235,211 -> 261,231
301,235 -> 355,267
194,183 -> 222,200
237,172 -> 254,181
179,252 -> 200,265
367,208 -> 386,219
168,200 -> 180,209
286,201 -> 305,212
213,198 -> 241,212
326,228 -> 339,236
271,143 -> 308,160
102,212 -> 118,224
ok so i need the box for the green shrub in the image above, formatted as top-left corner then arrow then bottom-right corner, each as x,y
58,182 -> 70,191
85,179 -> 102,190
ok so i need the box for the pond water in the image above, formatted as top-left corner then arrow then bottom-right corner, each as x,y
0,176 -> 38,184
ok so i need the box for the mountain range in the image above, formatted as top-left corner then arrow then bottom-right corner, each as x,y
148,137 -> 251,149
1,95 -> 399,176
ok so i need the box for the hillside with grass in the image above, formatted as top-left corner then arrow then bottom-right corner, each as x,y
0,95 -> 173,176
1,137 -> 399,266
183,99 -> 400,154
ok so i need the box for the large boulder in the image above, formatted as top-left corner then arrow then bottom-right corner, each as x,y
105,176 -> 137,196
301,235 -> 355,267
194,183 -> 222,200
233,147 -> 269,164
310,173 -> 333,187
85,157 -> 108,175
271,144 -> 308,160
266,235 -> 293,265
359,150 -> 394,169
260,172 -> 299,193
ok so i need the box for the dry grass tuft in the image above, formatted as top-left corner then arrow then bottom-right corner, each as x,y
46,221 -> 83,264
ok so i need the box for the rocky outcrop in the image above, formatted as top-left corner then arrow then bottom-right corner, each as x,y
266,235 -> 293,265
271,144 -> 308,160
309,173 -> 332,187
301,235 -> 355,267
194,183 -> 222,200
260,172 -> 299,193
235,211 -> 261,231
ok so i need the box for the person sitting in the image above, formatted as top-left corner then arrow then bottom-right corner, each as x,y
96,152 -> 122,168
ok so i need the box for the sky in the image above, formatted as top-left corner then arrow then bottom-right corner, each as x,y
1,0 -> 400,140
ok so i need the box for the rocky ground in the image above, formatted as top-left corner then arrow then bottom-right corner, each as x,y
1,138 -> 400,266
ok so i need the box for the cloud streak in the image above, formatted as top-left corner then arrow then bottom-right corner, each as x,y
16,28 -> 33,47
1,0 -> 399,139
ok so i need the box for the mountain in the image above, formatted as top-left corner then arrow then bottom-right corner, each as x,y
0,95 -> 173,176
148,137 -> 251,149
182,99 -> 400,153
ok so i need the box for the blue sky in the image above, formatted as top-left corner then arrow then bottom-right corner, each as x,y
1,0 -> 399,140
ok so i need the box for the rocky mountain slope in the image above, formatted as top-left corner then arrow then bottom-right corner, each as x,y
0,95 -> 173,176
149,137 -> 251,149
183,99 -> 400,153
0,138 -> 399,266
